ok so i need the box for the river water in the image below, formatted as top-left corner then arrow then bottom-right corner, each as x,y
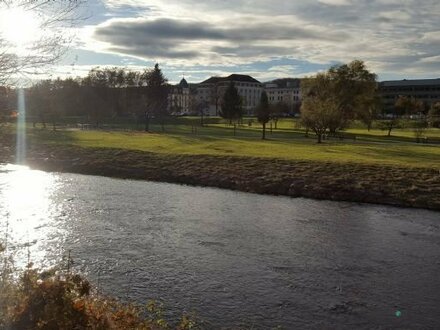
1,164 -> 439,329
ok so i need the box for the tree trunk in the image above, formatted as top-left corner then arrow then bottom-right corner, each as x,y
233,123 -> 236,136
144,112 -> 149,132
387,126 -> 392,137
317,133 -> 322,143
262,122 -> 266,139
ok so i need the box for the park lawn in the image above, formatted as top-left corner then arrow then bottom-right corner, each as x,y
27,124 -> 440,169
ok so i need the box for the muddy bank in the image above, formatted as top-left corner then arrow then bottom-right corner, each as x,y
1,136 -> 439,210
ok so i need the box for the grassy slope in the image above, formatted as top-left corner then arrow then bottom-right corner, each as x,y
27,118 -> 440,169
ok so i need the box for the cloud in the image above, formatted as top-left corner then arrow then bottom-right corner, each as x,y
71,0 -> 440,79
92,16 -> 350,65
318,0 -> 351,6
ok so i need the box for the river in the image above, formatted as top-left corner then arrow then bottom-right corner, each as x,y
1,164 -> 439,329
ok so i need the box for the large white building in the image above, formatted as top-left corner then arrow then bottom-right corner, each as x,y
170,75 -> 303,116
264,78 -> 301,113
196,74 -> 263,116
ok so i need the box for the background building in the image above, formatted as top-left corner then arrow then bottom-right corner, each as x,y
169,78 -> 194,115
264,78 -> 301,114
196,74 -> 263,116
379,78 -> 440,113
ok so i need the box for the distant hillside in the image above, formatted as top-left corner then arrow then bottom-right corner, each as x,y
264,78 -> 301,88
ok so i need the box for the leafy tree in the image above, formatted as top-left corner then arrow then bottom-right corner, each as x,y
256,91 -> 270,139
300,73 -> 341,143
394,95 -> 423,117
327,60 -> 377,133
300,60 -> 377,142
220,81 -> 242,125
358,94 -> 382,131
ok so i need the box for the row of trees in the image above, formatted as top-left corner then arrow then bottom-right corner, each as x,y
5,64 -> 169,130
2,58 -> 439,140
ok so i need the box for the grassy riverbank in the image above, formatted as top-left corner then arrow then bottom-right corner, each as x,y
1,122 -> 439,210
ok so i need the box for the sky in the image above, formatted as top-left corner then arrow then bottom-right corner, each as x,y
7,0 -> 440,84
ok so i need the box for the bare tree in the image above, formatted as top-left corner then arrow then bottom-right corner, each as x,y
0,0 -> 86,85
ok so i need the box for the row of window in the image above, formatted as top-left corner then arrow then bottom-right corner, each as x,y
381,87 -> 440,92
383,95 -> 440,99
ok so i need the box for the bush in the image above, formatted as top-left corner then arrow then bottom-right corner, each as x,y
1,243 -> 197,329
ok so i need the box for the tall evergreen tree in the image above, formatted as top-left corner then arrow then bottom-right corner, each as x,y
257,91 -> 270,139
220,81 -> 242,125
144,63 -> 169,131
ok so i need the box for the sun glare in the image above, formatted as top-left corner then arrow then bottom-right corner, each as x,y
0,164 -> 62,267
0,7 -> 41,52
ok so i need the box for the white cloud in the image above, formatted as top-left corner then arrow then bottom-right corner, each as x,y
318,0 -> 351,6
69,0 -> 440,79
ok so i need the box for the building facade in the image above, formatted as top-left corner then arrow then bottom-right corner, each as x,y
264,78 -> 301,113
196,74 -> 263,116
169,78 -> 193,114
379,78 -> 440,113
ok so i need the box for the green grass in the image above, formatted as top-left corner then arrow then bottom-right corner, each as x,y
26,118 -> 440,169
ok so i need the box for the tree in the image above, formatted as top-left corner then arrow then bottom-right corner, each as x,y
300,73 -> 341,143
358,94 -> 382,131
220,81 -> 242,125
394,95 -> 423,117
256,91 -> 270,139
301,75 -> 340,143
0,86 -> 15,126
428,102 -> 440,128
144,63 -> 168,132
327,60 -> 377,133
300,60 -> 377,142
270,101 -> 289,129
379,96 -> 424,137
0,0 -> 86,85
413,117 -> 428,143
194,99 -> 209,127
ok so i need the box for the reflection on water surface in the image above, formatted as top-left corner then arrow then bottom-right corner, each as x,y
0,164 -> 439,329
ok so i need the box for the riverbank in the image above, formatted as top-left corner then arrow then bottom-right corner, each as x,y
1,132 -> 439,210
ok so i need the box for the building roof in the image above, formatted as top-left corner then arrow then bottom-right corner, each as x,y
179,77 -> 189,88
199,76 -> 223,84
226,74 -> 261,83
200,74 -> 261,84
379,78 -> 440,87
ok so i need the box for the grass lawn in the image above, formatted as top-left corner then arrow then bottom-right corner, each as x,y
25,117 -> 440,169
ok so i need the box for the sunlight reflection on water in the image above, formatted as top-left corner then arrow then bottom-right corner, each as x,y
0,164 -> 65,268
